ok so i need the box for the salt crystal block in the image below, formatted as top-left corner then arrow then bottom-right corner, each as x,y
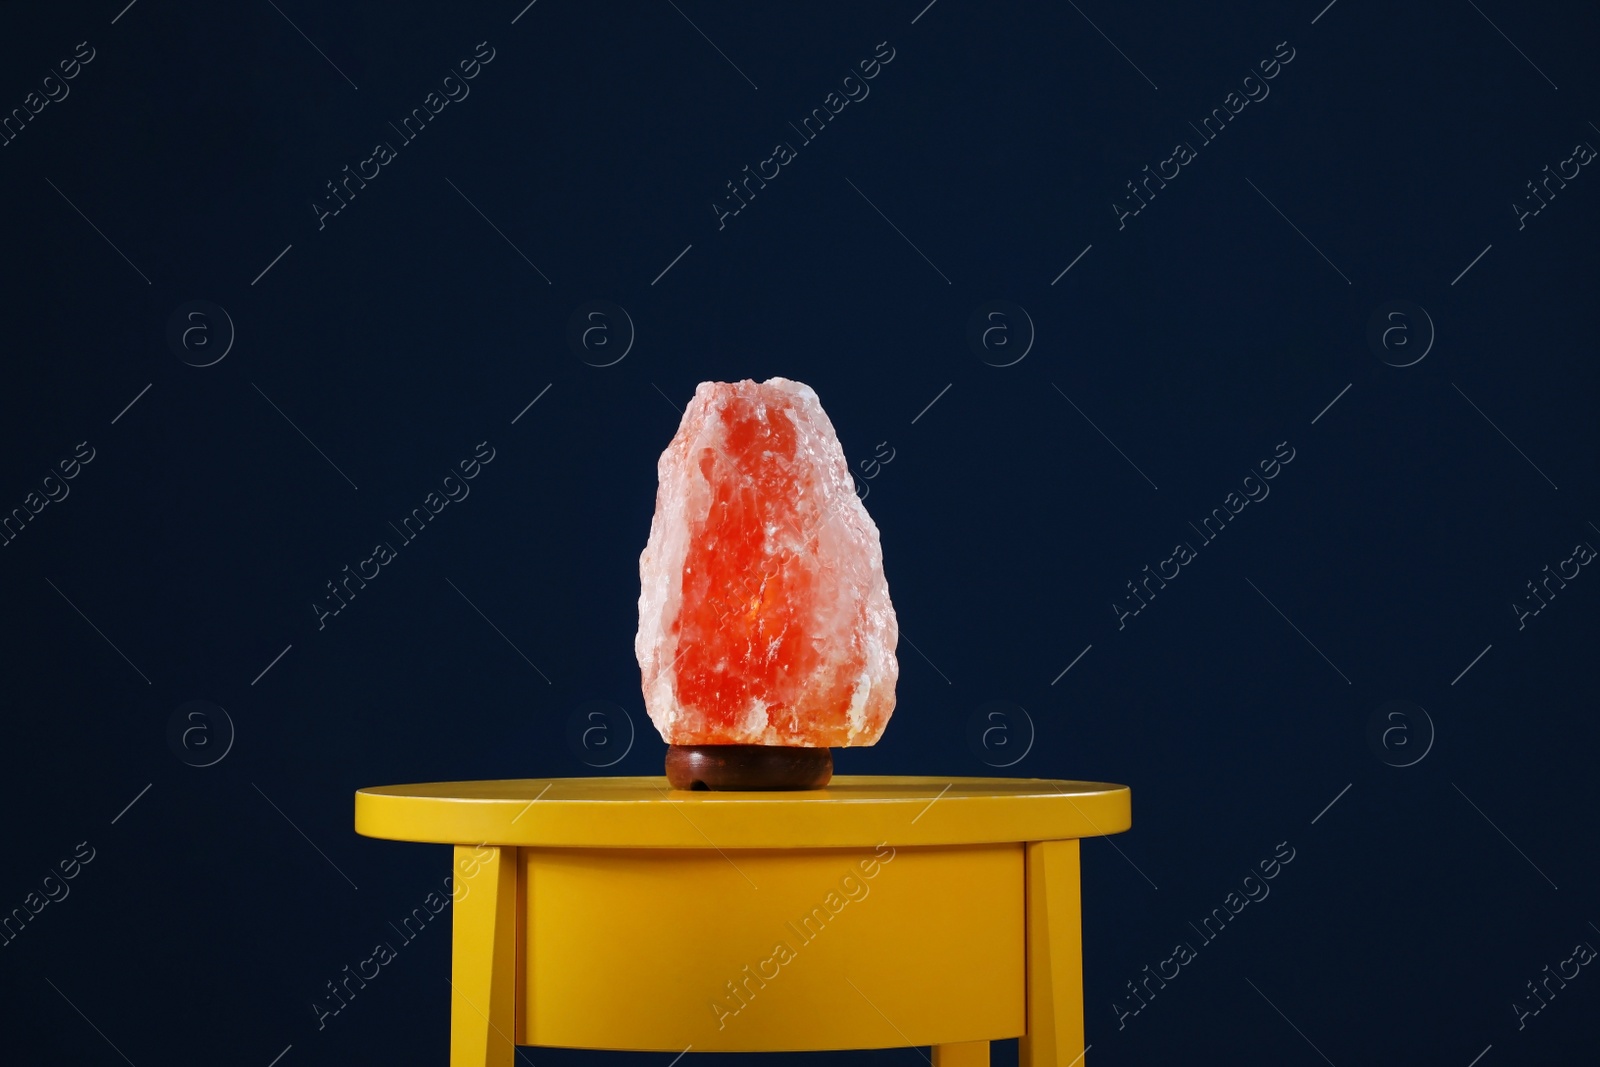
635,377 -> 898,747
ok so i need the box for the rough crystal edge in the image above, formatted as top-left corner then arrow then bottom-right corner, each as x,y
634,376 -> 899,748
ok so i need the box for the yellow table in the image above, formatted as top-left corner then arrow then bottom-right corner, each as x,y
354,775 -> 1131,1067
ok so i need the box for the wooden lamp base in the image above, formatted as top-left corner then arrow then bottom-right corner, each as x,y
665,744 -> 832,790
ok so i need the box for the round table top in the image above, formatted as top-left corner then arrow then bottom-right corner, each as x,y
354,775 -> 1131,849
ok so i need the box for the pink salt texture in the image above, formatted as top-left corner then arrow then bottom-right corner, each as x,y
635,377 -> 899,748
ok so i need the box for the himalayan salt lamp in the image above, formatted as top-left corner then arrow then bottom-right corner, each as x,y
635,377 -> 898,789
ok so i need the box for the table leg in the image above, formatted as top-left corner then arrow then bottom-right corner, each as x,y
933,1039 -> 990,1066
1019,839 -> 1085,1067
451,845 -> 518,1067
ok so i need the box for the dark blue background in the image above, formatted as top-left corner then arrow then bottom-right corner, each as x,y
1,1 -> 1596,1064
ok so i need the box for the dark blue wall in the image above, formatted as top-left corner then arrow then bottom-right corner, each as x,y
2,2 -> 1596,1064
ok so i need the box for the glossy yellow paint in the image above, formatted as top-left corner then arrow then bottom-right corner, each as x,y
933,1040 -> 992,1067
354,775 -> 1131,849
353,776 -> 1129,1066
450,844 -> 517,1067
520,844 -> 1024,1052
1020,840 -> 1085,1067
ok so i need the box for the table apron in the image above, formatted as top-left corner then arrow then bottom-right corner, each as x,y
512,842 -> 1028,1052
